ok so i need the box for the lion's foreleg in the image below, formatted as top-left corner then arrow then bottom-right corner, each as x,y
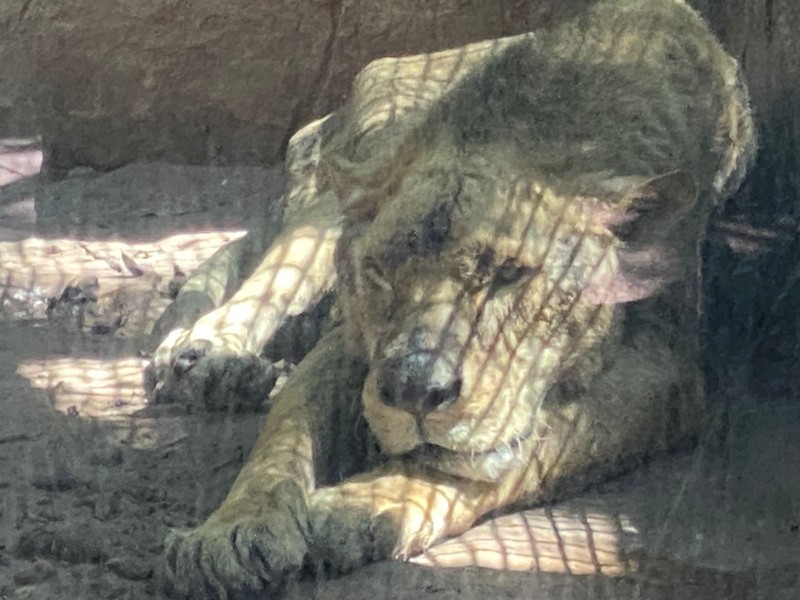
308,468 -> 502,574
212,325 -> 368,518
162,326 -> 368,596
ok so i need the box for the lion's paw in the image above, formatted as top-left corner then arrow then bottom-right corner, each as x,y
307,478 -> 474,569
161,485 -> 309,599
145,329 -> 277,412
307,491 -> 398,576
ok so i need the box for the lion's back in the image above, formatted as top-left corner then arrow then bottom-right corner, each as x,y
310,0 -> 753,216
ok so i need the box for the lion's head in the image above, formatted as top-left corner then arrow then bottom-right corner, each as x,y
328,132 -> 697,481
312,26 -> 712,483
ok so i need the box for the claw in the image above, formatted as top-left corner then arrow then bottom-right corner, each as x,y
172,349 -> 203,376
172,340 -> 213,376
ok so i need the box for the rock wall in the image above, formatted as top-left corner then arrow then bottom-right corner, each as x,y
0,0 -> 590,172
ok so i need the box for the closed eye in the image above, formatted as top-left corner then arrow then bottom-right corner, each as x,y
491,261 -> 540,288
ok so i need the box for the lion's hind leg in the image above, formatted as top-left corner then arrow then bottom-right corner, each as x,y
150,228 -> 273,340
146,212 -> 341,411
147,115 -> 338,412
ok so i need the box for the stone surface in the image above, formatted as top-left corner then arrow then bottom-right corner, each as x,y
0,0 -> 592,172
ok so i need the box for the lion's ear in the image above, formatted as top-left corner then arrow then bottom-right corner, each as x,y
613,170 -> 698,243
582,171 -> 699,305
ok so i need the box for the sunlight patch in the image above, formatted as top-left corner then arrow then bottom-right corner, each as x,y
18,356 -> 148,417
0,230 -> 246,323
410,508 -> 640,575
0,137 -> 42,187
16,355 -> 187,449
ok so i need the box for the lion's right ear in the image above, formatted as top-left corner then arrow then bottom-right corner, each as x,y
581,171 -> 699,306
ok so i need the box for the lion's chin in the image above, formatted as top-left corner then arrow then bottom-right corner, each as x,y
365,410 -> 530,482
396,439 -> 527,482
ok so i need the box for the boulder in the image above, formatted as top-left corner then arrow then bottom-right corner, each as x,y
0,0 -> 590,172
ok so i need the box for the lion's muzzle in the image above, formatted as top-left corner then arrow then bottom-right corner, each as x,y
376,326 -> 463,416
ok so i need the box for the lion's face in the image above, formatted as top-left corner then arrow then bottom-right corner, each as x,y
332,150 -> 685,479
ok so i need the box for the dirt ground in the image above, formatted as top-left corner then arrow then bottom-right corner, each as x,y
0,157 -> 798,600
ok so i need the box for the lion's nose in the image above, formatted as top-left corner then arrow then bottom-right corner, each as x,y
377,351 -> 461,415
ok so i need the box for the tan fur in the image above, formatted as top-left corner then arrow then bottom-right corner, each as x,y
156,1 -> 755,597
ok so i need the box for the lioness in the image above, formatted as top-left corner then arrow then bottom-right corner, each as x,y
150,0 -> 756,596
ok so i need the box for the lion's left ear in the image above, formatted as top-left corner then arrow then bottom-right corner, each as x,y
582,171 -> 699,305
612,170 -> 698,243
